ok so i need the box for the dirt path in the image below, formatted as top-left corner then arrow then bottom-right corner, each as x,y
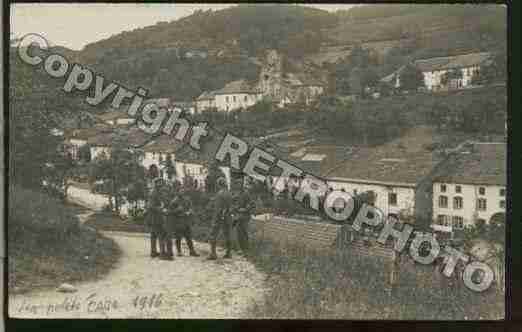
9,232 -> 268,318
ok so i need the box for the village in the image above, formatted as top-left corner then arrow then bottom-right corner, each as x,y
61,47 -> 506,242
9,4 -> 508,320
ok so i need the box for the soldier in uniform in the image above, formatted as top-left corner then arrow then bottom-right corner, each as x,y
166,191 -> 200,257
146,188 -> 170,259
207,177 -> 234,260
231,177 -> 256,255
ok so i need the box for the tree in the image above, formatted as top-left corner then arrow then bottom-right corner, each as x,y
89,142 -> 144,214
42,147 -> 78,200
399,64 -> 424,92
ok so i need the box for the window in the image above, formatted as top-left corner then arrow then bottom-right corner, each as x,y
244,95 -> 248,102
226,96 -> 229,103
452,216 -> 464,229
453,197 -> 463,209
479,187 -> 486,195
456,185 -> 462,193
388,193 -> 397,206
440,184 -> 447,192
477,198 -> 487,211
500,200 -> 506,209
437,215 -> 450,226
500,188 -> 506,197
438,195 -> 448,208
233,96 -> 236,102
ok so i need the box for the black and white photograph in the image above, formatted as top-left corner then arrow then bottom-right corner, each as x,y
7,3 -> 508,320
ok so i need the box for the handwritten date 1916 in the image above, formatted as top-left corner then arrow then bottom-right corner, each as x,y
132,293 -> 163,310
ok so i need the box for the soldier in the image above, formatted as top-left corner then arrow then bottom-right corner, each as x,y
231,178 -> 256,255
166,191 -> 200,257
146,189 -> 171,259
207,177 -> 234,260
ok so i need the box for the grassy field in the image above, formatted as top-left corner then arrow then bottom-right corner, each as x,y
245,235 -> 504,320
8,186 -> 121,294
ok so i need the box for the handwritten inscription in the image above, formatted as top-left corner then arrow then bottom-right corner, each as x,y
15,293 -> 165,316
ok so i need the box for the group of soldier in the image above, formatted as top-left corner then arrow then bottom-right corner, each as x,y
145,175 -> 256,261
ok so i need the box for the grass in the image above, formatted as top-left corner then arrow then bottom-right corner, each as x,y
9,186 -> 121,294
245,230 -> 504,320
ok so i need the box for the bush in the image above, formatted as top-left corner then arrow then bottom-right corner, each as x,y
9,185 -> 120,293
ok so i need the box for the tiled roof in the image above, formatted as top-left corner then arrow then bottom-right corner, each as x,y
196,91 -> 216,101
87,127 -> 153,148
65,124 -> 112,140
324,127 -> 445,186
414,52 -> 492,73
214,80 -> 259,95
432,142 -> 506,186
143,135 -> 185,153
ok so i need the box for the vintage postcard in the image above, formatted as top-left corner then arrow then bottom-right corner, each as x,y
7,3 -> 507,320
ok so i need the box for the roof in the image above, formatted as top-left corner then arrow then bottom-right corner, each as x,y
214,80 -> 259,95
196,91 -> 216,101
433,142 -> 506,186
87,127 -> 153,148
97,107 -> 135,122
65,124 -> 112,140
143,135 -> 185,153
380,65 -> 405,83
282,73 -> 324,88
173,128 -> 228,166
324,127 -> 445,186
288,145 -> 353,176
414,52 -> 492,73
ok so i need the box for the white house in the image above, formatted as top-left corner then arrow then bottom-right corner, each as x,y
195,80 -> 262,113
97,108 -> 136,126
88,127 -> 152,160
431,142 -> 506,234
172,138 -> 231,190
64,125 -> 111,160
195,91 -> 216,112
142,135 -> 184,181
321,127 -> 446,223
213,80 -> 263,112
381,52 -> 492,91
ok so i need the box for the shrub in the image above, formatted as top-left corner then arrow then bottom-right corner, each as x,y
9,185 -> 120,293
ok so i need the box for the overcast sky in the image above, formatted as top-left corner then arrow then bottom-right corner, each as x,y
11,3 -> 355,50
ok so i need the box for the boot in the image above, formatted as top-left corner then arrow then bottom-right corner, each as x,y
223,248 -> 232,259
150,235 -> 159,258
223,240 -> 232,259
187,239 -> 200,257
175,238 -> 183,256
207,242 -> 218,260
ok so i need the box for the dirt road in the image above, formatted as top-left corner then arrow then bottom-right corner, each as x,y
9,232 -> 268,318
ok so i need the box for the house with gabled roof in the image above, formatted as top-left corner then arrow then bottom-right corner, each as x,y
195,91 -> 216,112
97,107 -> 136,126
141,135 -> 185,181
381,52 -> 493,91
172,132 -> 232,190
322,127 -> 447,223
430,142 -> 506,234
